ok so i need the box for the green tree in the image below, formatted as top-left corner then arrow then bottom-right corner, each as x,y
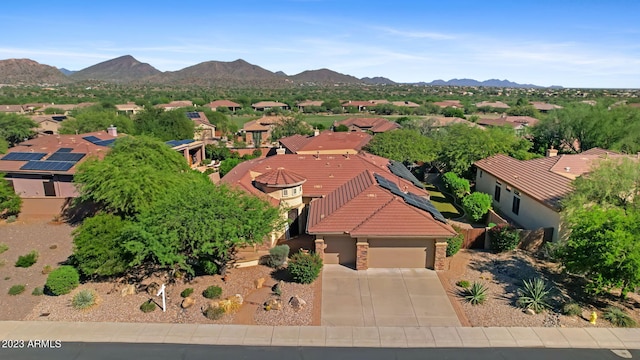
59,106 -> 134,135
219,157 -> 243,177
462,192 -> 492,222
0,113 -> 37,146
0,174 -> 21,218
202,110 -> 237,135
442,172 -> 470,199
134,107 -> 195,141
74,136 -> 189,217
441,107 -> 465,118
334,124 -> 349,132
270,116 -> 313,141
205,143 -> 232,161
364,129 -> 437,164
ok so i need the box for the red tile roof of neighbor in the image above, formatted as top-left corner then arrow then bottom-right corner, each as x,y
477,115 -> 539,128
341,100 -> 374,107
337,117 -> 400,133
474,150 -> 629,210
428,116 -> 482,128
156,100 -> 193,109
254,168 -> 307,187
0,105 -> 25,113
433,100 -> 463,108
206,100 -> 241,108
252,101 -> 288,108
296,100 -> 324,107
0,131 -> 118,174
279,131 -> 372,153
190,112 -> 212,127
530,102 -> 563,111
475,101 -> 510,109
391,101 -> 420,108
306,170 -> 456,236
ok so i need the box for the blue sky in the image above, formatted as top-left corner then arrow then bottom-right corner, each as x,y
1,0 -> 639,88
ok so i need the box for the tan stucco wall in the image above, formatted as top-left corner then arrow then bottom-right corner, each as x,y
475,170 -> 562,240
9,174 -> 77,198
323,235 -> 356,265
368,238 -> 435,269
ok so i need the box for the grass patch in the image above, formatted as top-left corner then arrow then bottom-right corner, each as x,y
140,300 -> 157,313
15,250 -> 38,268
8,284 -> 26,295
180,288 -> 194,298
424,184 -> 463,218
203,285 -> 222,299
0,243 -> 8,254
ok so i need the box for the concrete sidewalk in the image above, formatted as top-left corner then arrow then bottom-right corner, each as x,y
1,321 -> 639,349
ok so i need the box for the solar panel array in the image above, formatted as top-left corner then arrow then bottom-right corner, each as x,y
388,160 -> 424,189
166,139 -> 195,147
186,111 -> 201,119
82,135 -> 101,143
21,161 -> 75,171
82,136 -> 116,147
374,173 -> 447,223
56,148 -> 73,153
47,152 -> 86,162
1,152 -> 47,161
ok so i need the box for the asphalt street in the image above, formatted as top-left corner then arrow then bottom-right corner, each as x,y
1,343 -> 637,360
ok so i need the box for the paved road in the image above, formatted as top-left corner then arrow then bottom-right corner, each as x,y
1,343 -> 637,360
321,265 -> 460,327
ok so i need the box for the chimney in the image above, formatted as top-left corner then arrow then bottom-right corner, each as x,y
107,125 -> 117,137
546,147 -> 558,157
313,128 -> 320,137
276,146 -> 286,155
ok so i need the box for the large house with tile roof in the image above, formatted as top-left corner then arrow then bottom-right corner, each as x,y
205,100 -> 242,112
278,131 -> 371,155
474,148 -> 624,240
221,152 -> 456,270
336,117 -> 400,133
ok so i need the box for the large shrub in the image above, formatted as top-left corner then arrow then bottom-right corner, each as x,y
267,244 -> 290,268
462,192 -> 492,222
45,266 -> 80,295
15,250 -> 38,268
442,172 -> 470,199
446,233 -> 464,257
0,174 -> 21,218
488,224 -> 520,252
288,251 -> 323,284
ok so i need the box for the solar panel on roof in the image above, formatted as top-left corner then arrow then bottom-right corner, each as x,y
82,136 -> 101,143
94,139 -> 116,147
51,116 -> 66,121
388,160 -> 424,189
404,193 -> 447,223
374,173 -> 405,197
47,152 -> 85,162
186,111 -> 200,119
165,139 -> 195,147
20,161 -> 75,171
1,152 -> 47,161
56,148 -> 73,153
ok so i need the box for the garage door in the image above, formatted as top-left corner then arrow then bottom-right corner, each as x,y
368,238 -> 435,268
323,236 -> 356,266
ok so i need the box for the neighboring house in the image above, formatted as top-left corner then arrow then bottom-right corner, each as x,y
391,100 -> 420,108
187,111 -> 216,142
341,100 -> 373,112
30,115 -> 67,135
165,139 -> 206,167
477,115 -> 539,132
251,101 -> 289,111
433,100 -> 463,109
36,103 -> 94,115
205,100 -> 241,112
425,116 -> 482,129
475,101 -> 510,109
241,116 -> 282,146
278,131 -> 372,155
0,105 -> 26,114
221,152 -> 456,270
473,148 -> 624,240
296,100 -> 324,111
336,117 -> 400,133
369,99 -> 390,105
530,101 -> 563,112
155,100 -> 193,111
115,102 -> 143,115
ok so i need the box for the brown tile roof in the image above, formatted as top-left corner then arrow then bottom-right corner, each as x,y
156,100 -> 193,109
341,100 -> 373,107
0,131 -> 117,175
115,102 -> 143,111
530,102 -> 563,111
190,112 -> 212,127
0,105 -> 25,113
477,115 -> 538,128
428,117 -> 481,128
370,100 -> 390,105
206,100 -> 241,108
475,101 -> 510,109
433,100 -> 463,108
279,131 -> 372,154
29,115 -> 66,124
296,100 -> 324,107
252,101 -> 288,108
391,101 -> 420,108
337,117 -> 400,133
254,168 -> 307,187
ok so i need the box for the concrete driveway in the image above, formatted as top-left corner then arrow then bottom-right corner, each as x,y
321,265 -> 461,327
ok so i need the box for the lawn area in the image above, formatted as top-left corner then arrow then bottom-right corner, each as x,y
425,183 -> 463,219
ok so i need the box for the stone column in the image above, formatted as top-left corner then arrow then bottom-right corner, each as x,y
314,238 -> 325,261
434,241 -> 448,271
356,242 -> 369,270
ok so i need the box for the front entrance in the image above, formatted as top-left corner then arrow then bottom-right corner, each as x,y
286,209 -> 299,239
43,180 -> 56,197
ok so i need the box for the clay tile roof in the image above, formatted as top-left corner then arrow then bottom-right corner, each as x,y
391,101 -> 420,107
530,102 -> 563,111
278,134 -> 309,153
254,168 -> 307,187
206,100 -> 241,108
242,119 -> 271,132
433,100 -> 463,108
429,117 -> 482,128
280,131 -> 372,154
0,105 -> 24,113
297,100 -> 324,107
252,101 -> 288,108
338,117 -> 400,133
475,101 -> 510,109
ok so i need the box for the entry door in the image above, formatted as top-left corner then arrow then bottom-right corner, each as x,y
287,209 -> 299,239
43,180 -> 56,197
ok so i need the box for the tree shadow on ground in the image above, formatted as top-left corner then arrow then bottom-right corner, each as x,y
270,268 -> 293,282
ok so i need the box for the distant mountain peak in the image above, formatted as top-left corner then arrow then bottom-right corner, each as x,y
413,78 -> 546,88
0,58 -> 71,85
70,55 -> 161,83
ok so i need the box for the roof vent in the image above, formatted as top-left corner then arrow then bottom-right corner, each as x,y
565,167 -> 571,172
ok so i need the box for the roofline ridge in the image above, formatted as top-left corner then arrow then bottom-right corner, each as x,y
350,196 -> 396,233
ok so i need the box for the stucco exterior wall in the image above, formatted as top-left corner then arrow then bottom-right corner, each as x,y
475,169 -> 562,240
322,235 -> 357,265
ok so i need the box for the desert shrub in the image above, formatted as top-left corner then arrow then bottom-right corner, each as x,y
456,280 -> 471,288
288,250 -> 323,284
462,192 -> 492,222
41,265 -> 53,274
267,244 -> 290,268
603,307 -> 637,328
6,215 -> 17,223
140,300 -> 156,313
72,289 -> 96,310
0,243 -> 8,254
201,260 -> 218,275
45,266 -> 80,295
517,278 -> 551,314
489,224 -> 520,252
31,287 -> 44,296
204,305 -> 225,320
181,288 -> 194,298
562,302 -> 582,316
15,250 -> 38,268
442,172 -> 470,199
446,233 -> 464,257
203,285 -> 222,299
8,284 -> 25,295
464,281 -> 488,305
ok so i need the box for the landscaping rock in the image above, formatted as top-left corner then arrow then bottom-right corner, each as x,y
146,282 -> 160,296
525,308 -> 536,316
120,284 -> 136,297
264,298 -> 283,311
254,277 -> 265,289
181,297 -> 195,309
232,293 -> 243,305
289,295 -> 306,311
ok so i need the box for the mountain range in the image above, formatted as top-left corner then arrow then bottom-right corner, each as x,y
0,55 -> 554,88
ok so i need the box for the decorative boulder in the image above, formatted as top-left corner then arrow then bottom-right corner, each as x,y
264,298 -> 283,311
146,282 -> 160,296
120,284 -> 136,297
232,293 -> 244,305
181,297 -> 196,309
254,277 -> 265,289
525,308 -> 536,315
289,295 -> 306,311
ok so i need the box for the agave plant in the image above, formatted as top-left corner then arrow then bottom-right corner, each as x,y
603,307 -> 637,328
517,278 -> 550,313
464,281 -> 488,305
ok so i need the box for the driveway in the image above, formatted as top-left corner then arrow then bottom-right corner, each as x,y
321,265 -> 461,327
